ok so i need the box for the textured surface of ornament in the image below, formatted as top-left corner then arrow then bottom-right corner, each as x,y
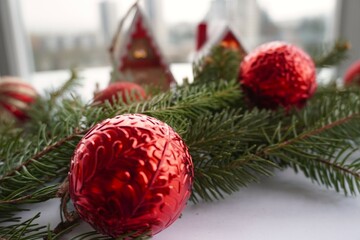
94,82 -> 146,104
0,77 -> 37,120
69,114 -> 193,238
344,59 -> 360,85
240,41 -> 317,110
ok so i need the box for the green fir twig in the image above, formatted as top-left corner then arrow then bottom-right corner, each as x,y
313,41 -> 350,68
1,44 -> 360,239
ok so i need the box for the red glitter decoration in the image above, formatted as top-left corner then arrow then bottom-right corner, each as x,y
0,77 -> 37,121
94,82 -> 146,105
344,59 -> 360,85
240,41 -> 317,110
69,114 -> 194,238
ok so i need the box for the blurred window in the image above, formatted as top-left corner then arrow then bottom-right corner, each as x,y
19,0 -> 336,72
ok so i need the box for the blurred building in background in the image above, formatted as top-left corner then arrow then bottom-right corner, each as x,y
99,0 -> 118,45
30,33 -> 107,71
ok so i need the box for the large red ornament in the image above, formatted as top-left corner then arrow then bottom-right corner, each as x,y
240,41 -> 317,110
69,114 -> 193,238
94,82 -> 146,104
0,77 -> 37,121
344,59 -> 360,85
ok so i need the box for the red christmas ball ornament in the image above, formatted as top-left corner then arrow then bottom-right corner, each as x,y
344,59 -> 360,85
69,114 -> 194,238
0,77 -> 37,121
240,41 -> 317,110
94,82 -> 146,104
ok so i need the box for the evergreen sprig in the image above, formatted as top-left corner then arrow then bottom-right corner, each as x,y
186,109 -> 279,202
68,230 -> 151,240
313,41 -> 350,68
268,88 -> 360,194
193,46 -> 242,84
0,43 -> 359,239
48,69 -> 81,101
0,213 -> 49,240
0,74 -> 242,215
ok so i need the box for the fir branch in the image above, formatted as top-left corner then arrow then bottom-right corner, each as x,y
0,129 -> 84,181
261,121 -> 360,194
0,185 -> 59,206
0,213 -> 47,240
193,46 -> 242,84
264,114 -> 359,154
45,219 -> 81,240
260,88 -> 360,195
192,155 -> 276,202
186,109 -> 279,202
0,131 -> 80,203
0,118 -> 16,135
0,80 -> 242,214
69,230 -> 151,240
48,69 -> 81,101
313,41 -> 350,68
27,71 -> 83,135
315,157 -> 360,179
1,44 -> 360,238
0,80 -> 244,240
90,80 -> 242,130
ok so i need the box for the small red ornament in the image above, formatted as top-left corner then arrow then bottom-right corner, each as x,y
344,59 -> 360,85
0,77 -> 37,121
240,41 -> 317,110
69,114 -> 193,238
94,82 -> 146,104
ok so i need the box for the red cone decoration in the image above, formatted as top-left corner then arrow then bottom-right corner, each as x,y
240,41 -> 317,110
69,114 -> 194,238
0,77 -> 37,121
94,82 -> 146,104
344,59 -> 360,85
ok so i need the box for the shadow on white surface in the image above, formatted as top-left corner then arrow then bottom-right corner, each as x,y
155,169 -> 360,240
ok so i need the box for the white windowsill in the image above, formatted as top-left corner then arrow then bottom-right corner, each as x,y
30,63 -> 194,101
